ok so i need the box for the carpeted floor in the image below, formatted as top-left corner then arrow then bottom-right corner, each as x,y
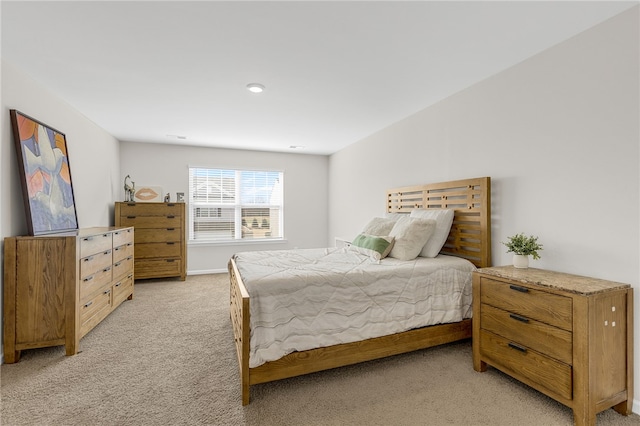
1,274 -> 639,425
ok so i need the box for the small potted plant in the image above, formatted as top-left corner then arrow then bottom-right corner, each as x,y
502,233 -> 543,268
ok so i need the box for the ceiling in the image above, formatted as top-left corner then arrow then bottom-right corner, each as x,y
2,1 -> 636,155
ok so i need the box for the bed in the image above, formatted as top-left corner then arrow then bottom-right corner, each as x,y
228,176 -> 491,405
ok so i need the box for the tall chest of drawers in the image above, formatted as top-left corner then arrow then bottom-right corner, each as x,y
3,227 -> 134,363
115,202 -> 186,280
472,266 -> 633,426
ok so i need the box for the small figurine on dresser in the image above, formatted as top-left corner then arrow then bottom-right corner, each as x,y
124,175 -> 135,202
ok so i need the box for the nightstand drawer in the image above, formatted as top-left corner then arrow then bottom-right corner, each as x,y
480,277 -> 572,331
480,330 -> 572,400
481,304 -> 572,365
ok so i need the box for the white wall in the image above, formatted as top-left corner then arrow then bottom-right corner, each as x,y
1,60 -> 123,362
329,7 -> 640,409
119,141 -> 329,273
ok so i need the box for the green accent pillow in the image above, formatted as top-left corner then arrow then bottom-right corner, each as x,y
349,234 -> 395,261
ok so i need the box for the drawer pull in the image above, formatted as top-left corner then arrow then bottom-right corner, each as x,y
509,313 -> 530,323
103,266 -> 112,272
167,215 -> 176,219
166,259 -> 176,263
114,231 -> 121,235
83,256 -> 93,262
167,203 -> 176,206
84,276 -> 94,282
508,342 -> 527,353
83,236 -> 93,242
104,250 -> 112,255
115,261 -> 122,267
126,203 -> 136,206
104,289 -> 111,295
166,228 -> 175,231
84,301 -> 93,308
127,216 -> 136,219
103,233 -> 109,237
167,242 -> 175,245
509,284 -> 529,293
115,282 -> 122,287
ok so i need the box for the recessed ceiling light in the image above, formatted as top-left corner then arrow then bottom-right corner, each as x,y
247,83 -> 265,93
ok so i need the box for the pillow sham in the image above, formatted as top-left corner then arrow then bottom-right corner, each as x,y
349,234 -> 395,261
362,217 -> 397,236
388,216 -> 437,261
409,209 -> 454,258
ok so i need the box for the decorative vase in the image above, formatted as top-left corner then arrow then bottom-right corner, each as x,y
513,254 -> 529,269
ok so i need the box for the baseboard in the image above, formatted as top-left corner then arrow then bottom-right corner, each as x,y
633,398 -> 639,416
187,268 -> 228,275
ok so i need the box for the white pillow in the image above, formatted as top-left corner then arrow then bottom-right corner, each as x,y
362,217 -> 397,236
388,216 -> 437,261
409,209 -> 454,257
384,212 -> 406,221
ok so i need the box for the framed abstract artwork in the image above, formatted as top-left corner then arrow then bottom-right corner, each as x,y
10,110 -> 79,235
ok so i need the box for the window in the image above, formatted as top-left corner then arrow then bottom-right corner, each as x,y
188,168 -> 283,242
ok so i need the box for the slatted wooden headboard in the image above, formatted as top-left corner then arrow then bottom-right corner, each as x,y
386,176 -> 491,268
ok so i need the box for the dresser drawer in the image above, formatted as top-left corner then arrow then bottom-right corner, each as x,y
113,273 -> 134,306
113,228 -> 134,247
80,266 -> 113,301
80,232 -> 112,258
135,258 -> 182,279
480,304 -> 572,365
118,202 -> 184,217
480,277 -> 572,331
80,289 -> 112,336
80,249 -> 113,280
480,330 -> 572,400
135,228 -> 182,243
113,255 -> 134,281
118,215 -> 182,229
136,242 -> 182,259
113,242 -> 134,263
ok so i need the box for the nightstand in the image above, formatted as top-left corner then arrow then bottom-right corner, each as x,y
472,266 -> 633,426
334,237 -> 352,248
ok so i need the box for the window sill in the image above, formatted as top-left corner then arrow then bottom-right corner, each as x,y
188,239 -> 288,247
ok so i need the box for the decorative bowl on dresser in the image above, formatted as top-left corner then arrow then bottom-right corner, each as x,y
3,226 -> 134,363
472,266 -> 633,426
115,202 -> 186,281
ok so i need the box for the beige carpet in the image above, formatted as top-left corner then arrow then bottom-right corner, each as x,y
2,274 -> 639,426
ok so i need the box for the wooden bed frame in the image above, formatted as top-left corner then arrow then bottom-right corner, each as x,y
228,176 -> 491,405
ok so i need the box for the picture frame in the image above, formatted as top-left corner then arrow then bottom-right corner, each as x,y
10,110 -> 79,235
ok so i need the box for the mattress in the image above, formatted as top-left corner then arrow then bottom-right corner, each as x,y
233,247 -> 476,368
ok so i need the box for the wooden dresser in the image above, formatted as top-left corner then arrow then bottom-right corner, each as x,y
115,202 -> 186,280
3,226 -> 134,363
472,266 -> 633,426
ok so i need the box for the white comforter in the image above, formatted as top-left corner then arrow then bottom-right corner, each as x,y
233,247 -> 475,368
